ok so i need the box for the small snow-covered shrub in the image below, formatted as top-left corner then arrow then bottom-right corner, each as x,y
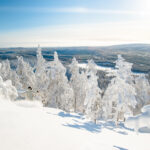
0,76 -> 18,100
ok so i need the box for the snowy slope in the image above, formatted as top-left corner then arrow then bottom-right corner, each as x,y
0,100 -> 150,150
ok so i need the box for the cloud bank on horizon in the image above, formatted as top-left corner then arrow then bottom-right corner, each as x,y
0,0 -> 150,47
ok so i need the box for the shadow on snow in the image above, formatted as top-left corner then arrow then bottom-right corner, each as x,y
63,120 -> 102,133
56,111 -> 134,134
58,112 -> 83,119
113,145 -> 128,150
46,109 -> 134,134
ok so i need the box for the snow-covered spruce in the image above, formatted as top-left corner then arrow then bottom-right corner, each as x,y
0,59 -> 21,89
103,55 -> 137,124
0,76 -> 18,100
69,57 -> 87,113
45,52 -> 74,112
16,56 -> 36,91
84,59 -> 102,123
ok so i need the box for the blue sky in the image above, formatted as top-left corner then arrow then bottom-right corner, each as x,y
0,0 -> 150,47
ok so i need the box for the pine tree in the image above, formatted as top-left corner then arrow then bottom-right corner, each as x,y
103,55 -> 137,124
0,60 -> 11,81
34,45 -> 49,101
0,60 -> 21,89
84,60 -> 102,123
69,57 -> 87,113
16,56 -> 36,100
46,52 -> 74,111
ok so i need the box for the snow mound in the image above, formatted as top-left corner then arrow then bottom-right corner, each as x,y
125,105 -> 150,133
142,105 -> 150,113
14,100 -> 43,108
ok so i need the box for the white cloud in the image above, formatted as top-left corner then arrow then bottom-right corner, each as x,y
0,6 -> 150,16
0,21 -> 150,47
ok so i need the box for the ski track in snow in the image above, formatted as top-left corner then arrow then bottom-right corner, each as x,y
0,100 -> 150,150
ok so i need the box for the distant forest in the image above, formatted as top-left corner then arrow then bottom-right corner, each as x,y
0,44 -> 150,74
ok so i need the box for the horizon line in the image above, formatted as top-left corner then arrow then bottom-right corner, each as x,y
0,43 -> 150,49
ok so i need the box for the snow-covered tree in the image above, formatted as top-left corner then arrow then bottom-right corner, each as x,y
34,45 -> 49,101
10,70 -> 22,89
0,76 -> 18,100
0,60 -> 21,89
84,60 -> 102,123
35,45 -> 48,89
103,55 -> 137,124
16,56 -> 36,99
133,74 -> 150,114
46,52 -> 74,111
69,57 -> 87,113
0,60 -> 11,81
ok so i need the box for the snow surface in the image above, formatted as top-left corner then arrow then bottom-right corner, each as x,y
78,63 -> 144,76
78,63 -> 115,73
0,100 -> 150,150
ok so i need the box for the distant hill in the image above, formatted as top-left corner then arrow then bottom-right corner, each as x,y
0,44 -> 150,73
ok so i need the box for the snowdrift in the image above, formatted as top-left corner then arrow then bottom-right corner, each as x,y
125,105 -> 150,133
